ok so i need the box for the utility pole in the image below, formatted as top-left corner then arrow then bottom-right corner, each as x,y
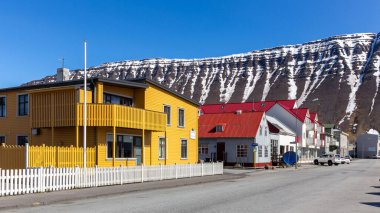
83,40 -> 87,168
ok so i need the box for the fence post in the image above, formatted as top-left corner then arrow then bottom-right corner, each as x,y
141,164 -> 144,183
75,166 -> 79,188
120,165 -> 123,185
212,162 -> 215,175
25,143 -> 29,168
201,162 -> 204,176
95,165 -> 98,187
160,164 -> 163,181
175,163 -> 178,179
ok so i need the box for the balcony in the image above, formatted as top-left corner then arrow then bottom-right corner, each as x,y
31,103 -> 166,132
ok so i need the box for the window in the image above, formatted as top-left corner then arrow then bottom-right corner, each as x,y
265,127 -> 268,136
0,97 -> 6,117
237,145 -> 248,157
107,134 -> 141,159
159,137 -> 166,159
17,136 -> 28,146
103,93 -> 133,106
290,146 -> 294,152
18,94 -> 29,116
264,146 -> 269,157
198,144 -> 208,155
181,139 -> 187,159
0,136 -> 5,144
258,145 -> 263,157
178,108 -> 185,127
215,125 -> 224,132
163,105 -> 171,125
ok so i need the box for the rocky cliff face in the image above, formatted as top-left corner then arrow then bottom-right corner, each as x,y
27,33 -> 380,138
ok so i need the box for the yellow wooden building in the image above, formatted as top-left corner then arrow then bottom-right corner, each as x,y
0,71 -> 199,167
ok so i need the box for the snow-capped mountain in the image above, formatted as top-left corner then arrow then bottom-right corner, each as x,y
27,32 -> 380,137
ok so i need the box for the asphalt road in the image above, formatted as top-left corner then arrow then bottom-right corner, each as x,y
7,159 -> 380,213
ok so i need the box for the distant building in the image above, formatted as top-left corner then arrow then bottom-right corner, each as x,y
356,133 -> 380,158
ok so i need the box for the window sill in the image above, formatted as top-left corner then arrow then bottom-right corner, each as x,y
158,158 -> 166,160
178,126 -> 185,128
180,158 -> 188,160
106,158 -> 137,161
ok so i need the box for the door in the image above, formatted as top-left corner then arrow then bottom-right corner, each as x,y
217,142 -> 225,162
134,137 -> 142,165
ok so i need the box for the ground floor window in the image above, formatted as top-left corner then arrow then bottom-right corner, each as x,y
107,134 -> 141,159
0,136 -> 5,144
199,144 -> 208,155
258,145 -> 263,157
159,137 -> 166,159
264,146 -> 269,157
17,136 -> 28,146
181,139 -> 188,159
237,145 -> 248,157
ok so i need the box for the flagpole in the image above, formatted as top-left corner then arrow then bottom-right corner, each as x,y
83,40 -> 87,168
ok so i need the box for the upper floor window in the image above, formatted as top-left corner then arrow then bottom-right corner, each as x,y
259,126 -> 263,136
17,136 -> 28,146
18,94 -> 29,116
0,97 -> 6,117
265,127 -> 268,136
163,105 -> 171,125
103,93 -> 133,106
215,125 -> 225,132
178,108 -> 185,127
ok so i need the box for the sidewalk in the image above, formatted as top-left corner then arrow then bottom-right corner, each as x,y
0,173 -> 243,211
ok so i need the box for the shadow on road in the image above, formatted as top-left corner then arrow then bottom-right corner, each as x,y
371,186 -> 380,189
361,202 -> 380,207
366,192 -> 380,196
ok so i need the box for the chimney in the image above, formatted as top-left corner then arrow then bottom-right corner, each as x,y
57,68 -> 70,82
236,110 -> 242,115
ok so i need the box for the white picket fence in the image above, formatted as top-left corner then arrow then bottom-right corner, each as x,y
0,162 -> 223,197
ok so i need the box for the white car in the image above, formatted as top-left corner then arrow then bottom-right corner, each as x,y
340,156 -> 350,164
314,154 -> 341,166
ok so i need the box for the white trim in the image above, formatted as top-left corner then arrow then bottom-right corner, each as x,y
163,104 -> 171,126
178,108 -> 185,128
16,93 -> 29,117
180,138 -> 188,160
0,95 -> 6,118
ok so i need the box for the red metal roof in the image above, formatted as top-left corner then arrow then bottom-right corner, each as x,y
200,99 -> 296,114
198,111 -> 264,138
289,108 -> 309,122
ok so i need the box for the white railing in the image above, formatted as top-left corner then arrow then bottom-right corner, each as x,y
0,163 -> 223,197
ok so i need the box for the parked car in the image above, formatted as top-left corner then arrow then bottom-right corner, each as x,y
340,156 -> 350,164
371,155 -> 380,159
314,154 -> 341,166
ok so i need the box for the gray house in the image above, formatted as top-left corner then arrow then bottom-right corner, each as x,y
356,132 -> 380,158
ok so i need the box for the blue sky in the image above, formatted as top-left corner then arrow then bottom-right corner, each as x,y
0,0 -> 379,87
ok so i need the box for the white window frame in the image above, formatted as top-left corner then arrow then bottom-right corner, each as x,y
258,145 -> 263,157
180,139 -> 188,159
16,93 -> 29,117
264,146 -> 269,157
198,144 -> 208,155
163,105 -> 171,126
0,95 -> 6,118
178,108 -> 185,128
236,144 -> 248,158
105,133 -> 140,160
158,137 -> 166,160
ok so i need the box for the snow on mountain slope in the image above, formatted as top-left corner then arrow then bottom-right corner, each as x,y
26,32 -> 380,136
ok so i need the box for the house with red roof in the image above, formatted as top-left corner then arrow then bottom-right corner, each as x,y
201,99 -> 325,163
198,111 -> 271,167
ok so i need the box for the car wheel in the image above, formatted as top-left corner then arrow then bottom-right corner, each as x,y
334,163 -> 339,166
314,160 -> 318,165
328,161 -> 332,166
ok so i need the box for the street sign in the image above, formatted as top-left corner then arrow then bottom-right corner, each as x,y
251,143 -> 258,147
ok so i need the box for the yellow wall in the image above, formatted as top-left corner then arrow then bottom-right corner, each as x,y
144,83 -> 199,165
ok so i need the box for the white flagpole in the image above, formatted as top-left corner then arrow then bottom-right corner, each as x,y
83,40 -> 87,168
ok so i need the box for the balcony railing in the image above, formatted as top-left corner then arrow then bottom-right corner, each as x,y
31,103 -> 166,132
